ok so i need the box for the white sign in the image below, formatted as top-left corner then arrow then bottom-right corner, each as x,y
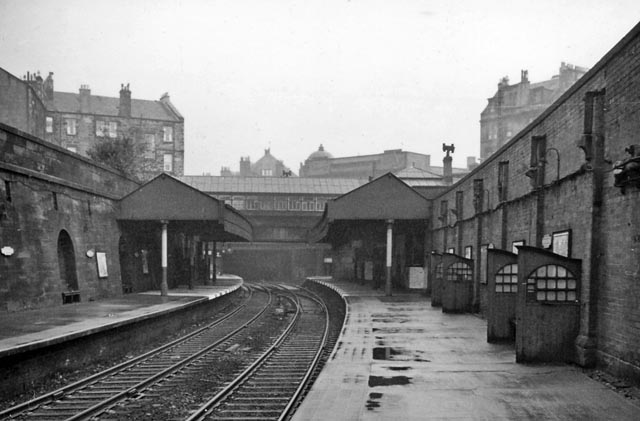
96,252 -> 108,278
542,234 -> 552,249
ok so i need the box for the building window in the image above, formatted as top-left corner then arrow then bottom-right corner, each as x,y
261,169 -> 273,177
143,134 -> 155,158
439,200 -> 448,225
231,196 -> 245,209
446,262 -> 473,283
46,117 -> 53,133
455,191 -> 463,219
498,161 -> 509,202
108,122 -> 118,138
163,126 -> 173,143
529,135 -> 547,187
52,192 -> 58,210
495,264 -> 518,293
3,180 -> 11,203
526,264 -> 578,303
65,118 -> 77,135
96,120 -> 107,137
163,153 -> 173,172
473,179 -> 484,213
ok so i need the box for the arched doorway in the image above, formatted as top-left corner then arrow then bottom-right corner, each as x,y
57,230 -> 79,302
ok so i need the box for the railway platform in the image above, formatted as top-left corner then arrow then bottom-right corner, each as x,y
0,275 -> 242,358
294,278 -> 640,421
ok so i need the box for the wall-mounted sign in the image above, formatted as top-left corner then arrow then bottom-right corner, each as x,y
323,257 -> 333,264
96,252 -> 108,278
86,249 -> 95,258
542,234 -> 553,249
447,247 -> 455,254
552,230 -> 571,257
1,246 -> 14,257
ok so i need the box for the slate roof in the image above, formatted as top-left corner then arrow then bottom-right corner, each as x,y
180,176 -> 367,195
51,91 -> 181,121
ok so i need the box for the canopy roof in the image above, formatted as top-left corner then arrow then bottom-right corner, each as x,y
310,173 -> 430,243
118,173 -> 252,241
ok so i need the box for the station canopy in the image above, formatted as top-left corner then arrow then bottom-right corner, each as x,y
118,173 -> 253,242
309,173 -> 430,243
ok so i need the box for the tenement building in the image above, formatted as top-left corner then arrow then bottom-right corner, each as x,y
480,62 -> 588,160
2,69 -> 185,180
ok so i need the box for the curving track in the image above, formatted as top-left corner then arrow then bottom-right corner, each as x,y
0,284 -> 341,421
186,289 -> 329,421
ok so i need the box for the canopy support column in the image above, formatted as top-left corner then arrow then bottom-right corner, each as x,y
161,220 -> 169,296
386,219 -> 394,296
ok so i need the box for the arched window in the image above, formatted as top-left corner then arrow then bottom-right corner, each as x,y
495,264 -> 518,293
446,262 -> 472,283
57,230 -> 79,292
526,264 -> 578,302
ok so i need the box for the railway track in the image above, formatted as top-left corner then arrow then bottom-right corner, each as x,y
186,289 -> 330,421
0,285 -> 277,421
1,284 -> 343,421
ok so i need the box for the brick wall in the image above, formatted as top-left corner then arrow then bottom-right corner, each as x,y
430,22 -> 640,381
0,123 -> 139,311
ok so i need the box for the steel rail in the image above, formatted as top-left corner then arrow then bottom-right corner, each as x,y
185,291 -> 304,421
65,288 -> 272,421
0,285 -> 264,421
278,290 -> 330,421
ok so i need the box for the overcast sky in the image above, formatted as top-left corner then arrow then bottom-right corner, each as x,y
1,1 -> 639,175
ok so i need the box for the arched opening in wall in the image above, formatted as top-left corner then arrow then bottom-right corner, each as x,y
57,230 -> 80,303
119,236 -> 134,294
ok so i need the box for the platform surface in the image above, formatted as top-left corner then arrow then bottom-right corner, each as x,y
294,279 -> 640,421
0,276 -> 242,357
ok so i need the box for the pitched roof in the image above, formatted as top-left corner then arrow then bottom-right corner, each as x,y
51,91 -> 181,121
118,173 -> 252,241
180,176 -> 366,195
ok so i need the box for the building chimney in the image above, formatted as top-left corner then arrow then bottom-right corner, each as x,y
239,156 -> 251,177
442,143 -> 455,185
79,84 -> 91,113
43,72 -> 54,101
119,83 -> 131,117
520,69 -> 529,84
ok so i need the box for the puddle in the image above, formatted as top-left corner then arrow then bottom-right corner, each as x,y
372,327 -> 425,334
373,347 -> 403,360
368,375 -> 412,387
386,366 -> 411,371
366,392 -> 383,410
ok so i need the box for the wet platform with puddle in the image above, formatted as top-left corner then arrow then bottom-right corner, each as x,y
293,278 -> 640,420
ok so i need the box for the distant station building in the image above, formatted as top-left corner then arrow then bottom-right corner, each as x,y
0,67 -> 184,180
299,145 -> 473,180
179,175 -> 366,282
480,62 -> 588,160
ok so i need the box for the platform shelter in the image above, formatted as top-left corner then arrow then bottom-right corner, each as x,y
117,173 -> 253,295
309,173 -> 430,295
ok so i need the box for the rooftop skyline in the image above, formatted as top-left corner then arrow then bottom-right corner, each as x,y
1,0 -> 639,174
